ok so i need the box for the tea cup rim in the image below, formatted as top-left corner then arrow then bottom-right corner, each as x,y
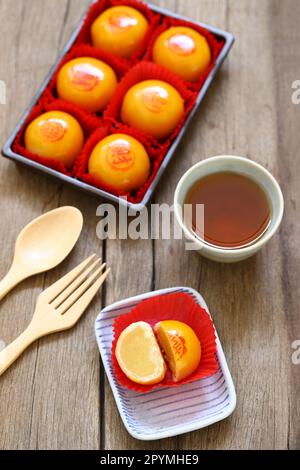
174,155 -> 285,258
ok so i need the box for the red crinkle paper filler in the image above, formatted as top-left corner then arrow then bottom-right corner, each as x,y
111,292 -> 218,393
74,121 -> 162,202
104,60 -> 198,148
43,44 -> 129,106
72,124 -> 109,183
74,0 -> 161,64
144,16 -> 225,92
12,98 -> 103,176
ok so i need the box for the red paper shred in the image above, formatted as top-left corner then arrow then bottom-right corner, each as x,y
111,291 -> 218,393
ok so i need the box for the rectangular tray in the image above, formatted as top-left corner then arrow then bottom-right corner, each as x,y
95,287 -> 236,441
2,2 -> 235,211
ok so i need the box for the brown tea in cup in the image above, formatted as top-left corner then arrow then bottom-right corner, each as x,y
185,172 -> 271,250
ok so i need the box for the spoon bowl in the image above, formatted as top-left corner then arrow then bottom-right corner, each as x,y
14,207 -> 83,273
0,206 -> 83,301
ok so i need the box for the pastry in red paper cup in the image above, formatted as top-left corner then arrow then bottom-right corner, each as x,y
104,61 -> 197,146
91,5 -> 149,59
145,17 -> 225,91
88,133 -> 151,193
121,79 -> 185,140
111,291 -> 218,393
56,57 -> 118,113
12,98 -> 102,175
74,121 -> 161,202
152,26 -> 212,83
43,44 -> 129,110
75,0 -> 160,63
24,110 -> 84,170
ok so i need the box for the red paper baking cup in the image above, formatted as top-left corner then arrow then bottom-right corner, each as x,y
12,98 -> 103,175
112,291 -> 218,393
75,0 -> 161,64
72,124 -> 109,179
75,121 -> 161,201
104,60 -> 197,147
144,16 -> 225,92
43,44 -> 129,105
45,99 -> 103,136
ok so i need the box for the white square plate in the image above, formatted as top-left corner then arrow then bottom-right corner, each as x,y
95,287 -> 237,441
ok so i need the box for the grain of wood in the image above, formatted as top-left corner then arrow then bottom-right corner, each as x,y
0,0 -> 102,450
270,0 -> 300,450
0,0 -> 299,451
103,0 -> 299,450
152,0 -> 290,450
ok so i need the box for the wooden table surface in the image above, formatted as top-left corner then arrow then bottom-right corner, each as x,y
0,0 -> 299,451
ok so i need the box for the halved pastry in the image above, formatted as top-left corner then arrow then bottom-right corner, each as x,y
155,320 -> 201,382
116,321 -> 166,385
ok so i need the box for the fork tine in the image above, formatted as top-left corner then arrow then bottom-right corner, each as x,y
59,269 -> 111,326
42,254 -> 96,302
56,265 -> 108,315
51,259 -> 105,309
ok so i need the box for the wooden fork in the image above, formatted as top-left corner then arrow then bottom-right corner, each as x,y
0,255 -> 110,377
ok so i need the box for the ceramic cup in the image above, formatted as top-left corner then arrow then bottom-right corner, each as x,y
174,155 -> 284,263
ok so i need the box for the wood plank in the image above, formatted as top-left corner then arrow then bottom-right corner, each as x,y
102,0 -> 181,450
271,0 -> 300,450
102,0 -> 228,451
0,0 -> 299,451
103,0 -> 296,450
153,0 -> 290,450
0,0 -> 102,450
102,236 -> 157,450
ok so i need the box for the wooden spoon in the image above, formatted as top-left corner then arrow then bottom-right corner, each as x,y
0,206 -> 83,301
